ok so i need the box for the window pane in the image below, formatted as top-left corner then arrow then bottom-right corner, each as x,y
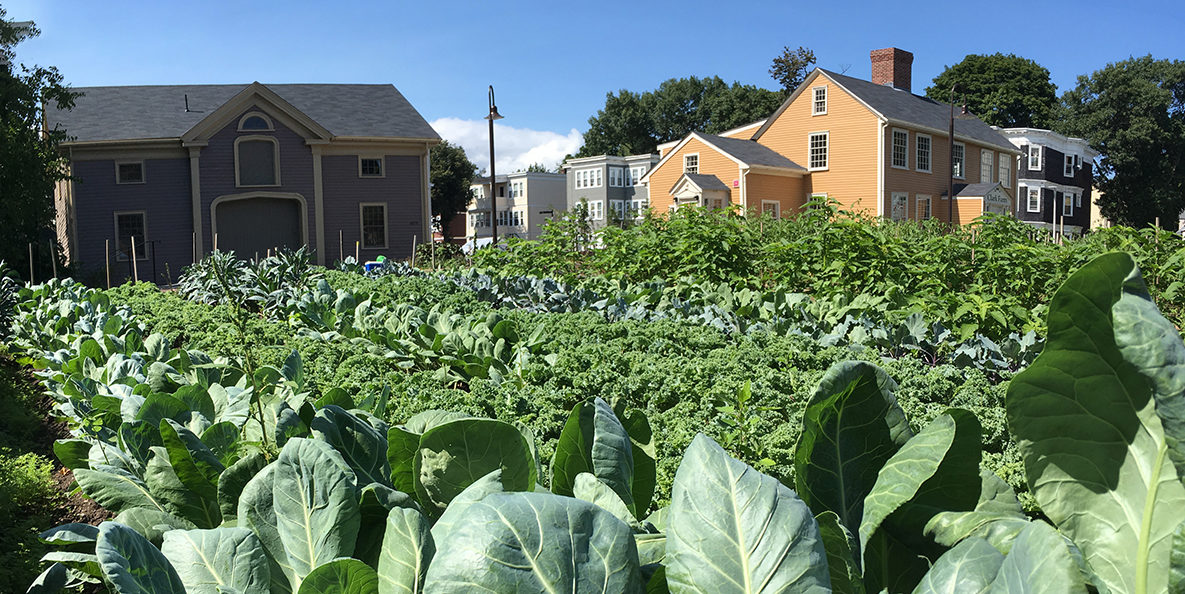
239,140 -> 276,186
361,158 -> 383,176
241,115 -> 270,130
361,205 -> 386,248
116,213 -> 145,260
118,162 -> 143,183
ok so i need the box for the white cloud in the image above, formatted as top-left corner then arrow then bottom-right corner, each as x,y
430,117 -> 583,174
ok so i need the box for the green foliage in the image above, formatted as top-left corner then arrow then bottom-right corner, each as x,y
1057,55 -> 1185,227
0,451 -> 59,592
925,53 -> 1057,128
770,45 -> 817,93
430,140 -> 478,241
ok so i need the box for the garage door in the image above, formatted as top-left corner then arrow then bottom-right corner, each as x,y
215,197 -> 302,257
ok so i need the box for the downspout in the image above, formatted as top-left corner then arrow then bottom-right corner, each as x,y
741,167 -> 748,212
876,120 -> 886,217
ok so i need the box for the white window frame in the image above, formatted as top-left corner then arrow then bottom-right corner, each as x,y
237,111 -> 275,132
812,86 -> 828,115
684,153 -> 699,174
1074,192 -> 1081,208
630,166 -> 646,185
916,194 -> 932,221
1061,192 -> 1073,217
609,167 -> 623,187
761,200 -> 781,217
609,199 -> 626,219
588,199 -> 604,221
1064,154 -> 1075,177
1027,187 -> 1041,213
808,131 -> 829,171
1028,145 -> 1041,170
891,128 -> 909,169
952,142 -> 965,179
113,210 -> 148,262
916,133 -> 932,173
359,202 -> 388,249
629,197 -> 648,218
998,153 -> 1010,188
234,136 -> 281,188
358,156 -> 385,178
115,160 -> 145,185
890,191 -> 908,221
470,211 -> 490,228
980,149 -> 993,184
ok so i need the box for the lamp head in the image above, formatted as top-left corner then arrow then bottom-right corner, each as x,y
485,85 -> 504,121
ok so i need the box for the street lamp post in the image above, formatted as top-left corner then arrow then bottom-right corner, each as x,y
948,84 -> 958,225
485,86 -> 504,246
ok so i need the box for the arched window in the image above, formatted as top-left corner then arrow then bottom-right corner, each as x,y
238,112 -> 274,132
235,137 -> 280,187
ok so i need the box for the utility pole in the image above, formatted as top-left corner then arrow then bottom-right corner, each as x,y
485,86 -> 504,246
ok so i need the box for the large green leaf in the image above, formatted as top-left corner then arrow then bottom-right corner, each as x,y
621,407 -> 658,518
424,491 -> 642,593
1008,252 -> 1185,594
795,361 -> 912,540
1171,521 -> 1185,594
237,461 -> 295,594
298,558 -> 378,594
113,508 -> 197,547
356,483 -> 418,569
430,470 -> 506,545
311,405 -> 391,486
160,419 -> 224,500
144,446 -> 221,528
666,433 -> 830,593
386,426 -> 419,495
218,451 -> 268,522
200,420 -> 242,467
377,507 -> 434,594
74,467 -> 166,515
160,527 -> 271,594
550,397 -> 636,512
815,511 -> 864,594
414,418 -> 535,516
912,537 -> 1003,594
95,521 -> 186,594
988,522 -> 1086,593
273,438 -> 361,589
924,469 -> 1030,553
574,472 -> 645,531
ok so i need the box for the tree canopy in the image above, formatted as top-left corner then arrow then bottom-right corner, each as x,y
1056,55 -> 1185,227
1,11 -> 78,280
925,53 -> 1057,128
576,76 -> 783,157
429,140 -> 478,240
769,45 -> 816,94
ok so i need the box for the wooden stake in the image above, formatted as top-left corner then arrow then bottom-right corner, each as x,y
410,235 -> 418,267
131,236 -> 139,282
191,232 -> 196,263
105,239 -> 111,289
50,242 -> 57,279
355,241 -> 359,262
213,233 -> 218,252
27,243 -> 34,284
339,230 -> 344,262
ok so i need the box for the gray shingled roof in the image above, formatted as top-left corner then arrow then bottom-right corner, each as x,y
818,70 -> 1016,152
47,83 -> 439,142
952,182 -> 1001,197
698,133 -> 806,170
672,173 -> 731,193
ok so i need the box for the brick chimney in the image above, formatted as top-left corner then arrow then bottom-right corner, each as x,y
870,47 -> 914,92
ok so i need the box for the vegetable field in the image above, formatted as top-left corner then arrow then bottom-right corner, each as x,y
4,212 -> 1185,593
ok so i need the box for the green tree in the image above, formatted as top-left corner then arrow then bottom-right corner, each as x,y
925,53 -> 1057,128
523,162 -> 550,173
1,11 -> 79,281
577,76 -> 782,157
769,45 -> 816,93
429,140 -> 478,241
1056,56 -> 1185,227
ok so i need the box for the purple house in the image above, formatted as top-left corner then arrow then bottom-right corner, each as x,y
47,82 -> 440,284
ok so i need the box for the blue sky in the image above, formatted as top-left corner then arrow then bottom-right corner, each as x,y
5,0 -> 1182,171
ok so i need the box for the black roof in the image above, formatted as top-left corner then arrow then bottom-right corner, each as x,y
698,133 -> 806,170
47,83 -> 439,142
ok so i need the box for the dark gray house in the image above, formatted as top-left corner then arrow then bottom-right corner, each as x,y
1000,128 -> 1097,235
47,82 -> 439,284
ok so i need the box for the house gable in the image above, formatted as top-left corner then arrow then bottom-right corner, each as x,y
181,82 -> 332,145
644,135 -> 743,211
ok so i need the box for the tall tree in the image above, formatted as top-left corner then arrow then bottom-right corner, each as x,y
577,76 -> 782,157
925,53 -> 1057,128
769,45 -> 816,93
429,140 -> 478,240
1056,56 -> 1185,227
1,11 -> 78,280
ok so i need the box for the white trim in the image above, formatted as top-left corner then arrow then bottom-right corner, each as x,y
890,128 -> 909,170
587,199 -> 604,220
717,119 -> 767,139
812,85 -> 828,116
113,210 -> 148,262
915,133 -> 932,173
683,153 -> 699,173
237,111 -> 275,132
1060,191 -> 1074,217
234,135 -> 281,188
979,149 -> 994,184
358,156 -> 385,178
1026,186 -> 1041,213
359,202 -> 389,249
808,131 -> 829,171
1063,153 -> 1075,178
312,145 -> 325,265
876,120 -> 885,217
115,160 -> 145,184
761,200 -> 781,217
952,142 -> 966,179
998,152 -> 1011,188
1028,145 -> 1041,170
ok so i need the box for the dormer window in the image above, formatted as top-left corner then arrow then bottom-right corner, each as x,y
238,112 -> 274,132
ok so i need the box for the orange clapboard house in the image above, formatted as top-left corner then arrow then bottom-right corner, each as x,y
644,48 -> 1022,223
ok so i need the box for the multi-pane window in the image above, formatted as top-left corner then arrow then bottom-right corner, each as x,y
116,162 -> 144,184
360,204 -> 387,248
1027,187 -> 1041,212
812,86 -> 827,115
629,198 -> 648,218
239,114 -> 272,131
508,181 -> 524,198
890,192 -> 908,221
891,129 -> 908,169
916,195 -> 932,220
629,166 -> 646,185
360,158 -> 383,177
1074,192 -> 1081,208
609,167 -> 624,187
237,139 -> 278,186
470,212 -> 490,228
1064,154 -> 1075,177
809,132 -> 829,170
916,134 -> 932,173
980,150 -> 993,183
588,200 -> 604,220
115,212 -> 146,262
998,153 -> 1010,187
1028,145 -> 1041,170
684,154 -> 698,173
952,143 -> 965,178
762,201 -> 780,217
496,209 -> 523,227
610,200 -> 626,219
1061,192 -> 1073,217
575,169 -> 603,189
